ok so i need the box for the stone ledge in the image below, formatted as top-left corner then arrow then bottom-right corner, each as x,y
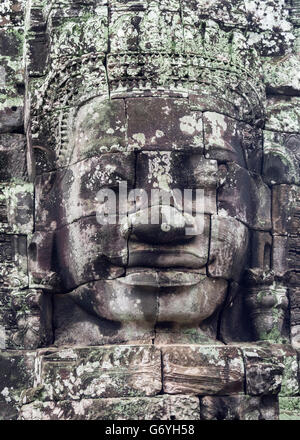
19,395 -> 200,421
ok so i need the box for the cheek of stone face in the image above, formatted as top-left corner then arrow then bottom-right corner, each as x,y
208,215 -> 249,282
55,217 -> 127,291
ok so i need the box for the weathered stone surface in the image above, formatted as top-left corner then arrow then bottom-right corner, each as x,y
0,134 -> 26,181
265,97 -> 300,133
0,350 -> 36,419
22,345 -> 162,402
200,395 -> 279,420
19,395 -> 200,420
289,286 -> 300,346
263,131 -> 300,185
242,346 -> 284,396
246,284 -> 289,343
279,397 -> 300,420
219,282 -> 254,343
135,152 -> 217,214
0,234 -> 28,289
0,182 -> 33,234
217,163 -> 271,230
110,3 -> 184,54
55,218 -> 127,290
128,214 -> 210,269
127,98 -> 203,151
0,0 -> 299,421
34,153 -> 135,230
9,289 -> 53,350
272,185 -> 299,235
162,345 -> 244,395
208,215 -> 249,281
275,345 -> 300,397
203,112 -> 246,167
263,54 -> 300,96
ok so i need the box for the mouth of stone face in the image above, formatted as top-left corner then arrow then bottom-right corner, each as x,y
119,268 -> 206,287
127,249 -> 208,269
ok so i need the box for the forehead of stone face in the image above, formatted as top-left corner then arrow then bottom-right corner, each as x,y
70,95 -> 250,167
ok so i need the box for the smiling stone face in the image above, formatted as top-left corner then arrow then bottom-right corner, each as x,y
27,94 -> 268,345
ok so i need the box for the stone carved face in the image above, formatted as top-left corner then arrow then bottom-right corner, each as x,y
30,93 -> 270,345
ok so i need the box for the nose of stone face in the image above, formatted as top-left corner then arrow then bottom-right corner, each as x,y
121,205 -> 196,244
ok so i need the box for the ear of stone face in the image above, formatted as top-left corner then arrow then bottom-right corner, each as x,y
263,131 -> 300,185
219,282 -> 254,343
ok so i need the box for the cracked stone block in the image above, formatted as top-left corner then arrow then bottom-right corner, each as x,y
22,345 -> 161,402
127,98 -> 203,151
162,345 -> 244,395
0,27 -> 24,133
200,395 -> 279,420
157,276 -> 227,326
218,163 -> 271,230
68,278 -> 158,329
19,394 -> 200,420
250,231 -> 272,270
242,346 -> 284,396
203,112 -> 247,167
0,350 -> 36,420
263,131 -> 300,185
208,215 -> 249,282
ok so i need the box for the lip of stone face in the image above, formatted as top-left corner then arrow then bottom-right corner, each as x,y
119,268 -> 205,287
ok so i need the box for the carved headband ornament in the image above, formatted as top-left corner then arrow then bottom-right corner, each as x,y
30,50 -> 266,167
